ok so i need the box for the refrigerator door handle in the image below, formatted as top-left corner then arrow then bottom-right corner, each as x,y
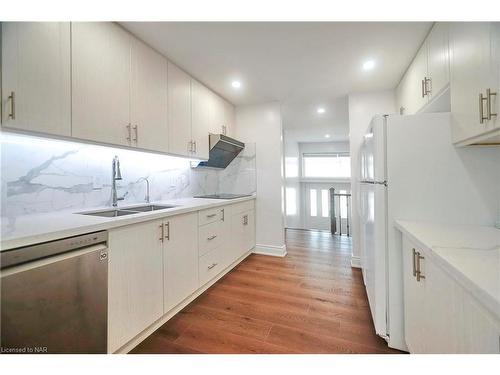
360,180 -> 387,186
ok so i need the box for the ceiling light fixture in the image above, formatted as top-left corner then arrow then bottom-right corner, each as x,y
325,134 -> 331,139
317,107 -> 325,114
231,80 -> 241,89
363,60 -> 376,71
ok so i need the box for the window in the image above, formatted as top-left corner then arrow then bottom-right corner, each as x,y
285,187 -> 297,215
303,153 -> 351,178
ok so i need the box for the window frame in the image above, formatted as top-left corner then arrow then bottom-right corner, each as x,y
301,152 -> 351,179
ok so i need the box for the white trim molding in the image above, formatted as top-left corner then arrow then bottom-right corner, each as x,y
253,243 -> 287,257
351,255 -> 362,268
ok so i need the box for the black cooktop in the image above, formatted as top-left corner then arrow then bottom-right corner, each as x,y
194,193 -> 252,200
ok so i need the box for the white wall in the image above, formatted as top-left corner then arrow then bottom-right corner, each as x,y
235,102 -> 286,256
348,90 -> 396,265
284,132 -> 302,229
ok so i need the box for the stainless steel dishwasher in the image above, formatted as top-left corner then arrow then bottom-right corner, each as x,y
1,231 -> 108,354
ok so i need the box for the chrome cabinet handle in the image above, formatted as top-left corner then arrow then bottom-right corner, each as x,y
207,262 -> 218,270
132,125 -> 138,145
193,141 -> 197,153
8,91 -> 15,119
126,124 -> 132,144
221,208 -> 225,222
159,224 -> 164,242
416,252 -> 425,282
412,248 -> 417,277
479,93 -> 488,124
243,214 -> 248,226
424,77 -> 432,96
164,222 -> 170,240
207,235 -> 217,241
421,79 -> 425,98
487,88 -> 497,121
206,213 -> 217,218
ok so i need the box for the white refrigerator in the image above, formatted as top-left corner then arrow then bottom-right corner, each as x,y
357,112 -> 499,351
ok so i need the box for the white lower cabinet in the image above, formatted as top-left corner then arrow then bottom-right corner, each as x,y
231,209 -> 256,262
402,234 -> 500,353
107,200 -> 256,352
163,212 -> 199,312
108,220 -> 164,353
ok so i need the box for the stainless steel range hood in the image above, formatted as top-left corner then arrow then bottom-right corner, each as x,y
196,134 -> 245,169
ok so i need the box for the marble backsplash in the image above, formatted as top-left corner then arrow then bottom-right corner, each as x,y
0,132 -> 256,219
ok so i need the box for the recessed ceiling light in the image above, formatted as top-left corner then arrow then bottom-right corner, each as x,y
363,60 -> 376,71
231,80 -> 241,89
325,134 -> 331,138
317,107 -> 325,114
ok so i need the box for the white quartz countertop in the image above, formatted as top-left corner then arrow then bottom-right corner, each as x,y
395,220 -> 500,320
1,195 -> 256,251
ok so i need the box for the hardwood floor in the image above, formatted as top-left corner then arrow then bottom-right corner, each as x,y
131,229 -> 403,354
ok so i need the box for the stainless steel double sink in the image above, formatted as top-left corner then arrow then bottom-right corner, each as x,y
78,204 -> 177,218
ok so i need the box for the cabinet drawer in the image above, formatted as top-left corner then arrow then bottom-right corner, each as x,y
199,246 -> 227,286
198,220 -> 224,257
231,200 -> 255,215
198,206 -> 225,226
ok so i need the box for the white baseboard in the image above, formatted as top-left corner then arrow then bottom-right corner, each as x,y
351,255 -> 362,268
253,243 -> 287,257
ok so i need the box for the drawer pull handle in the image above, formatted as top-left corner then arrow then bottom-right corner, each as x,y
479,92 -> 488,124
208,262 -> 218,270
8,91 -> 15,119
487,88 -> 497,120
206,213 -> 217,218
412,248 -> 417,277
159,224 -> 164,242
416,252 -> 425,282
164,222 -> 170,241
207,235 -> 217,241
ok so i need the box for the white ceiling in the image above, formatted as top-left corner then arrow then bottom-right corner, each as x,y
120,22 -> 432,142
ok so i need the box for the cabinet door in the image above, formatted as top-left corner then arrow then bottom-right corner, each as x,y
462,292 -> 500,353
222,99 -> 235,137
167,62 -> 192,157
72,22 -> 131,146
449,22 -> 492,143
231,209 -> 256,262
422,255 -> 463,353
404,43 -> 429,114
131,37 -> 169,152
1,22 -> 71,136
191,80 -> 211,159
108,220 -> 164,353
163,212 -> 199,312
401,237 -> 425,353
487,22 -> 500,134
427,22 -> 450,100
210,93 -> 225,135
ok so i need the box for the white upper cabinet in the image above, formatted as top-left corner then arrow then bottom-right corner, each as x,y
210,92 -> 225,135
427,22 -> 450,101
167,62 -> 193,157
399,43 -> 429,115
191,79 -> 211,159
222,99 -> 235,137
72,22 -> 131,146
396,22 -> 450,115
130,38 -> 169,152
450,22 -> 500,145
1,22 -> 71,136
